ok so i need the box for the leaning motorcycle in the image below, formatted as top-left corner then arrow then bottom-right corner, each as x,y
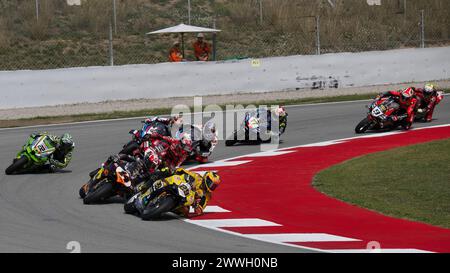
120,120 -> 172,155
225,111 -> 271,146
176,119 -> 217,163
5,134 -> 57,175
80,157 -> 135,204
355,97 -> 407,134
124,177 -> 193,220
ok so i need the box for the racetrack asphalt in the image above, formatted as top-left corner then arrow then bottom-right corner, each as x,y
0,99 -> 449,253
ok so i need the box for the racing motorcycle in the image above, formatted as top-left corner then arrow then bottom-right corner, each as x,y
79,156 -> 135,204
5,134 -> 57,175
414,91 -> 444,121
120,119 -> 172,155
355,97 -> 407,134
176,119 -> 217,163
124,176 -> 193,220
225,111 -> 272,146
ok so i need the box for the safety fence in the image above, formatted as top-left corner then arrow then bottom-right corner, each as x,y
0,0 -> 448,70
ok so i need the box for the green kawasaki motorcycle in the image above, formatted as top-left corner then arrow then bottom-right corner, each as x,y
5,135 -> 57,175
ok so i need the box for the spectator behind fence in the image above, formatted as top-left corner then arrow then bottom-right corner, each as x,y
169,41 -> 183,62
193,33 -> 211,61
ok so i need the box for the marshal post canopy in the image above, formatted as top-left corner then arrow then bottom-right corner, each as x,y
146,23 -> 221,35
147,24 -> 221,60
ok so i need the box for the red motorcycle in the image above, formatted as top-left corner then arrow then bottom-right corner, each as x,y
355,97 -> 408,134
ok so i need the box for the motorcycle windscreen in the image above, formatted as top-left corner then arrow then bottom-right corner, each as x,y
31,136 -> 55,158
202,120 -> 217,142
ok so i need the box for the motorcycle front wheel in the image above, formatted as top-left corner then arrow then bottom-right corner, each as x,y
83,181 -> 114,205
141,194 -> 177,221
355,118 -> 372,134
5,156 -> 28,175
119,141 -> 140,155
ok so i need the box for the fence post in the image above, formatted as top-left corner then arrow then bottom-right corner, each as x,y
420,9 -> 425,48
316,15 -> 321,55
109,21 -> 114,66
35,0 -> 39,22
212,18 -> 217,61
112,0 -> 117,35
259,0 -> 263,25
188,0 -> 191,25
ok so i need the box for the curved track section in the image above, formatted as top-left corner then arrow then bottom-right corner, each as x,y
1,99 -> 449,252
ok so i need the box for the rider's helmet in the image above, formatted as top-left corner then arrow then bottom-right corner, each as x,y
170,115 -> 183,126
273,106 -> 287,117
60,133 -> 75,152
202,171 -> 221,192
424,83 -> 436,95
272,106 -> 287,124
401,87 -> 414,100
179,132 -> 193,153
143,147 -> 160,169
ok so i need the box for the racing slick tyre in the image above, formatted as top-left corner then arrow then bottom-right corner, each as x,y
120,141 -> 140,155
124,199 -> 138,215
5,156 -> 28,175
355,118 -> 371,134
79,182 -> 89,199
141,195 -> 177,221
83,182 -> 114,205
401,121 -> 412,131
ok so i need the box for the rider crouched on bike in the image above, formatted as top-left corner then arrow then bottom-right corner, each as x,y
110,130 -> 193,190
104,131 -> 192,194
142,115 -> 183,136
376,87 -> 417,130
413,83 -> 444,122
255,106 -> 288,136
174,169 -> 221,218
135,168 -> 221,218
141,131 -> 192,173
29,132 -> 75,172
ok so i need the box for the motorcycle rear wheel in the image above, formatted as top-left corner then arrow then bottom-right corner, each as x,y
83,182 -> 114,204
5,156 -> 28,175
141,195 -> 177,221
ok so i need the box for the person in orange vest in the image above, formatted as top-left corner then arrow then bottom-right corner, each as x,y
169,41 -> 183,62
193,33 -> 211,61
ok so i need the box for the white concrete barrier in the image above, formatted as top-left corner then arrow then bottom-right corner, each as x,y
0,47 -> 449,109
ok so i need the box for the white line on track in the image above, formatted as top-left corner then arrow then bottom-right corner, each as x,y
185,218 -> 282,228
237,150 -> 295,157
196,160 -> 252,168
189,205 -> 231,214
244,233 -> 360,243
179,216 -> 331,253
